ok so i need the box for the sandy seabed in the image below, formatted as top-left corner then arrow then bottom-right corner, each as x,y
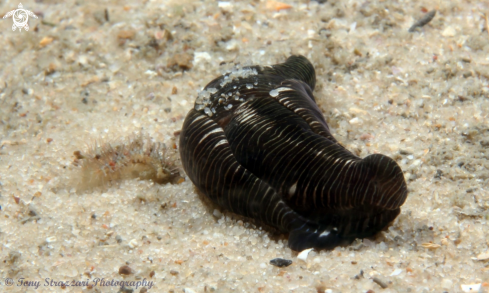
1,0 -> 489,292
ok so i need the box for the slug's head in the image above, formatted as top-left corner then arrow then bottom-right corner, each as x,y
263,55 -> 316,91
360,154 -> 408,210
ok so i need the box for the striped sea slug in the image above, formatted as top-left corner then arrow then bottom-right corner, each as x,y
179,55 -> 408,251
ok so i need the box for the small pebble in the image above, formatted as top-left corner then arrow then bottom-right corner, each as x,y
128,239 -> 138,248
118,265 -> 133,275
204,107 -> 213,117
297,248 -> 313,261
349,117 -> 361,125
399,149 -> 413,155
167,53 -> 193,70
441,279 -> 453,289
270,258 -> 293,267
461,284 -> 481,292
46,236 -> 56,243
269,89 -> 279,97
408,10 -> 436,32
372,277 -> 388,289
390,268 -> 402,276
213,209 -> 222,218
118,30 -> 136,40
170,270 -> 179,276
354,270 -> 364,279
7,251 -> 21,265
266,0 -> 292,11
442,26 -> 456,37
39,36 -> 54,47
119,286 -> 133,293
476,252 -> 489,260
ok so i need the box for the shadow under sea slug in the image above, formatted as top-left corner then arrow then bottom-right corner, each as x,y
179,55 -> 408,251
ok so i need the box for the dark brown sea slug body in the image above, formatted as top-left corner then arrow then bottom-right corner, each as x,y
179,55 -> 408,251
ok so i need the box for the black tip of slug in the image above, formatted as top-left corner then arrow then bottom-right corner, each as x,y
360,154 -> 408,209
288,226 -> 346,251
263,55 -> 316,90
287,207 -> 401,251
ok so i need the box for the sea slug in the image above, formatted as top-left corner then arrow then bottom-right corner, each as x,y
179,55 -> 408,251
